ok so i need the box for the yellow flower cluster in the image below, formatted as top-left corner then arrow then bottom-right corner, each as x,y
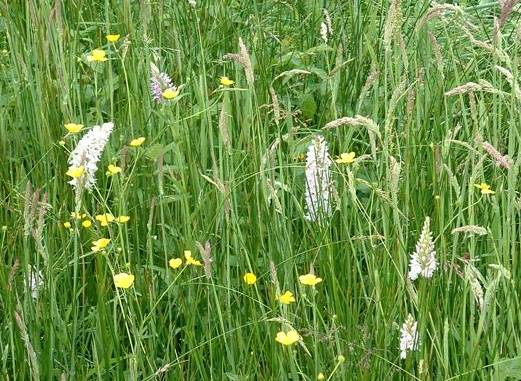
220,76 -> 234,87
238,268 -> 323,347
66,166 -> 84,179
275,330 -> 301,346
95,213 -> 130,226
64,212 -> 91,229
130,137 -> 145,147
184,250 -> 202,266
243,272 -> 257,285
167,250 -> 205,270
64,123 -> 83,134
88,49 -> 108,62
92,238 -> 110,252
335,151 -> 356,164
474,182 -> 495,195
106,34 -> 120,43
113,272 -> 134,288
107,164 -> 122,176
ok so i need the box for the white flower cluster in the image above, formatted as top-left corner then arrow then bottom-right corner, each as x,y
399,314 -> 419,359
408,216 -> 437,280
27,265 -> 44,299
68,122 -> 114,190
320,9 -> 333,43
305,135 -> 334,221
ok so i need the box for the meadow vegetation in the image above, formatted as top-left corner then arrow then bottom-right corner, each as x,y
1,0 -> 521,379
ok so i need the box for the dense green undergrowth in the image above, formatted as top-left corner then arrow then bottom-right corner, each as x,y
1,0 -> 521,379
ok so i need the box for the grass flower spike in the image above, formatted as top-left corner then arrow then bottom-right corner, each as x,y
277,291 -> 296,304
28,267 -> 44,299
399,314 -> 419,359
150,63 -> 178,103
88,49 -> 108,62
482,141 -> 512,169
408,217 -> 437,280
243,272 -> 257,285
169,258 -> 183,269
474,182 -> 495,195
68,122 -> 113,190
305,135 -> 334,221
113,273 -> 135,289
130,137 -> 145,147
299,273 -> 323,286
64,123 -> 83,134
275,330 -> 301,346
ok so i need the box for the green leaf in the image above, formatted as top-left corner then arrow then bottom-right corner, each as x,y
298,93 -> 316,120
494,357 -> 521,381
145,142 -> 177,161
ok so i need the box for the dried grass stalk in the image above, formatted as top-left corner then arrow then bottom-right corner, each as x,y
417,2 -> 463,30
482,141 -> 513,169
451,225 -> 488,235
269,86 -> 281,125
222,37 -> 254,86
444,80 -> 500,96
218,103 -> 232,150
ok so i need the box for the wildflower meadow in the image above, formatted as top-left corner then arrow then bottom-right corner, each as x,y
2,0 -> 521,379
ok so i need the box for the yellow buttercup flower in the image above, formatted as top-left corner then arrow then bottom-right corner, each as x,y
107,164 -> 122,175
299,273 -> 323,286
474,182 -> 495,195
275,330 -> 301,346
92,238 -> 111,252
64,123 -> 83,134
169,258 -> 183,269
243,272 -> 257,285
294,153 -> 306,162
277,291 -> 296,304
95,213 -> 115,227
162,88 -> 179,100
66,166 -> 85,179
88,48 -> 108,62
335,152 -> 356,164
129,137 -> 145,147
116,215 -> 130,223
113,272 -> 135,289
220,76 -> 234,86
71,212 -> 86,219
63,221 -> 71,229
317,373 -> 325,380
184,250 -> 202,266
106,34 -> 121,43
82,219 -> 92,228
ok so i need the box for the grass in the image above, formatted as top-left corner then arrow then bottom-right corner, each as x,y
1,0 -> 521,379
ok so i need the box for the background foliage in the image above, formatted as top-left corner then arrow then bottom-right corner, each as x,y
1,0 -> 521,379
